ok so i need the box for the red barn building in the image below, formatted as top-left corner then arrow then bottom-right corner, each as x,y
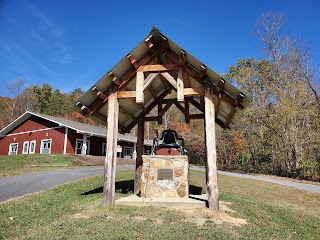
0,111 -> 152,157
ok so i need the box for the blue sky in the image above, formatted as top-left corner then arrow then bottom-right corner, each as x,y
0,0 -> 319,96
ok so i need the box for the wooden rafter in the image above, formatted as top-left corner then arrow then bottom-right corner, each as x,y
159,34 -> 169,53
198,64 -> 207,80
179,50 -> 187,66
224,93 -> 244,128
144,34 -> 155,52
126,54 -> 140,70
108,72 -> 121,86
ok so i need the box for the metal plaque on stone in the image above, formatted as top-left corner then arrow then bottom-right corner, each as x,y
157,168 -> 173,180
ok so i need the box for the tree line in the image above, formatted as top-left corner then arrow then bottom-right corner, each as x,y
0,80 -> 94,130
0,13 -> 319,181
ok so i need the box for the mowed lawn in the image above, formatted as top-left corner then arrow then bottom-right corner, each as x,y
1,170 -> 319,240
0,154 -> 78,177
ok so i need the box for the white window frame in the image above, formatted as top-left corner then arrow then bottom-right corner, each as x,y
29,140 -> 36,154
8,143 -> 18,155
22,141 -> 29,154
75,139 -> 90,155
40,139 -> 52,154
123,146 -> 133,159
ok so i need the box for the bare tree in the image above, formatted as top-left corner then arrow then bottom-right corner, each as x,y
4,77 -> 25,122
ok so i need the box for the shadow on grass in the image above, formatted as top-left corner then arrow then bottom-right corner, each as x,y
81,182 -> 203,197
81,180 -> 134,195
189,185 -> 203,195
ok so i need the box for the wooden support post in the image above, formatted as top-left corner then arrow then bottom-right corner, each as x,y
177,69 -> 184,102
134,119 -> 144,195
204,87 -> 219,210
103,92 -> 119,206
136,71 -> 144,104
158,103 -> 163,124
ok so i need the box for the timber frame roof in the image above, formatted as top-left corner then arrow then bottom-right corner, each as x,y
72,27 -> 250,132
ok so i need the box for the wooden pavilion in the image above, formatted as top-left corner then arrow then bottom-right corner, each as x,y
73,27 -> 250,210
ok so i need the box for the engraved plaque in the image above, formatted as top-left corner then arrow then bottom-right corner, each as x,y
157,169 -> 173,180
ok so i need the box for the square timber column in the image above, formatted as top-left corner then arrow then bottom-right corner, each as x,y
204,84 -> 219,210
134,118 -> 144,195
103,91 -> 119,206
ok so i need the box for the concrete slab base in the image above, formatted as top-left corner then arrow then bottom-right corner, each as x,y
116,194 -> 207,208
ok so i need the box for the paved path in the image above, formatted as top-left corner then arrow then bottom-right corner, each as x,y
1,166 -> 319,203
0,166 -> 132,203
192,166 -> 320,194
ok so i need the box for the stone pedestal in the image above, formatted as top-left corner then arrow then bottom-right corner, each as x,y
141,155 -> 189,198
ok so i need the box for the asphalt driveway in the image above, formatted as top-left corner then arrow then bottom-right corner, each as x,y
0,166 -> 132,203
1,166 -> 319,203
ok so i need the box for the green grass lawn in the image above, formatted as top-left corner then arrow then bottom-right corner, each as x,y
0,154 -> 78,177
1,170 -> 319,239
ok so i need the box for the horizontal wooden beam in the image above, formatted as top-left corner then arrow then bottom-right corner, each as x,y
144,116 -> 161,121
117,91 -> 136,99
188,114 -> 204,119
138,64 -> 178,72
184,87 -> 204,96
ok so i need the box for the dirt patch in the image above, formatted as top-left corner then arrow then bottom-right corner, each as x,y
175,201 -> 247,226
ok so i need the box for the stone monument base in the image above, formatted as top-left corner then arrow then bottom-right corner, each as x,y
141,155 -> 189,198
